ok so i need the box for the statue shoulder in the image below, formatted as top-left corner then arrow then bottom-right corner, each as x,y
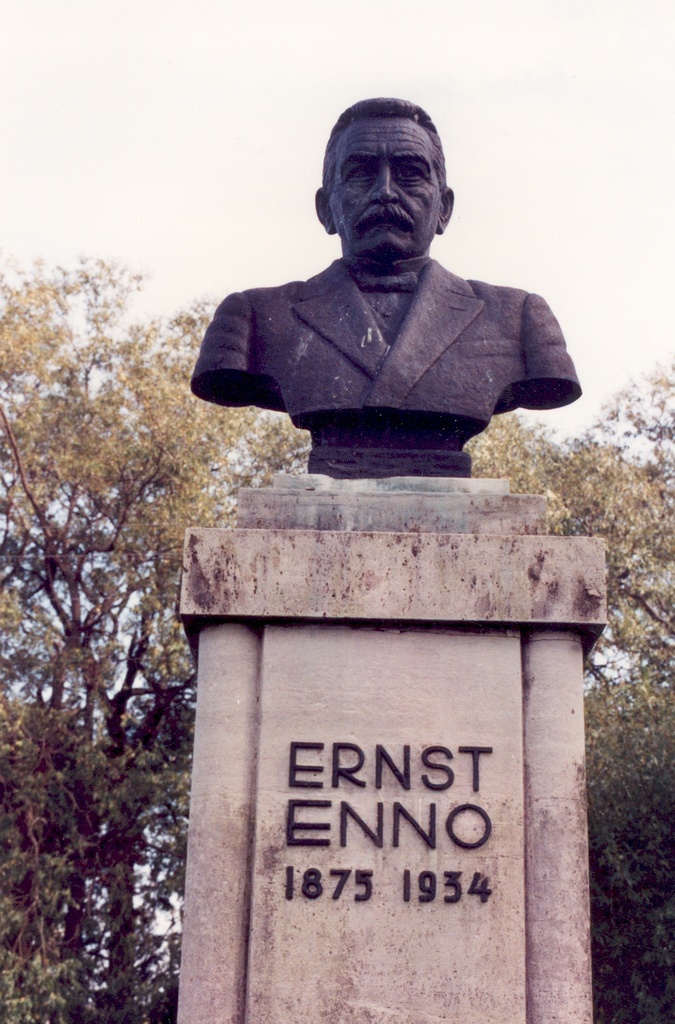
464,276 -> 564,333
465,276 -> 529,305
428,262 -> 532,311
240,279 -> 305,305
239,262 -> 344,307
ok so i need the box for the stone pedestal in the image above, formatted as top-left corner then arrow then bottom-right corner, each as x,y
178,476 -> 605,1024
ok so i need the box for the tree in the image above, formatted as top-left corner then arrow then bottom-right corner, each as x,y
0,258 -> 309,1023
585,682 -> 675,1024
2,256 -> 673,1022
470,369 -> 675,1023
574,368 -> 675,1024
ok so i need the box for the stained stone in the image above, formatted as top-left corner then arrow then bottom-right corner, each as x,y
177,477 -> 604,1024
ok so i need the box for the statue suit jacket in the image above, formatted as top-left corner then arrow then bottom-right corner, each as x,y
191,259 -> 580,429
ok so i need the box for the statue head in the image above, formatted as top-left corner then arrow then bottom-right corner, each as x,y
316,98 -> 454,266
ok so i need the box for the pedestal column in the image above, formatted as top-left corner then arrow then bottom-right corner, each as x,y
523,631 -> 594,1024
177,624 -> 262,1024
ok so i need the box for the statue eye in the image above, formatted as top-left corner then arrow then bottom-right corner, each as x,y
396,161 -> 428,183
342,158 -> 377,183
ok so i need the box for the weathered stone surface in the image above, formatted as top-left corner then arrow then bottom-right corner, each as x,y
523,632 -> 593,1024
238,474 -> 538,534
269,473 -> 511,494
247,625 -> 526,1024
177,482 -> 604,1024
181,528 -> 606,641
176,624 -> 261,1024
237,487 -> 546,534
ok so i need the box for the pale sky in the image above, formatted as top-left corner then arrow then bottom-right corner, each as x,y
3,0 -> 675,437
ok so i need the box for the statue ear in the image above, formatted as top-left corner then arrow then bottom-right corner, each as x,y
436,187 -> 454,235
316,188 -> 337,235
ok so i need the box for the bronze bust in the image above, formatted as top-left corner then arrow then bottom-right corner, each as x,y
192,98 -> 580,478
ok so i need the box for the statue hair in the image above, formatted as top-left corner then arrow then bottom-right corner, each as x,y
322,98 -> 447,191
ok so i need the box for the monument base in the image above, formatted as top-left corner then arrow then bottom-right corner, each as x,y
178,476 -> 605,1024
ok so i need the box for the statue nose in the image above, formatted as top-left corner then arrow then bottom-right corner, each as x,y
373,165 -> 397,202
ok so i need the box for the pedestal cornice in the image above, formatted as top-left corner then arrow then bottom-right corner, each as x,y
181,527 -> 606,648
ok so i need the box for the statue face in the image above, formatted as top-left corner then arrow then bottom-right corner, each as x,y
318,117 -> 453,263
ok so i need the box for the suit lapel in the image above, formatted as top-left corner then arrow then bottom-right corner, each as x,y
292,263 -> 387,378
366,261 -> 485,406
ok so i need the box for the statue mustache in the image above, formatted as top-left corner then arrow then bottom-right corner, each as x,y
355,204 -> 415,233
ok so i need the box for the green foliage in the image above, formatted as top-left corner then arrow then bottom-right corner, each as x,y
470,370 -> 675,692
0,259 -> 308,1023
586,684 -> 675,1024
470,371 -> 675,1022
581,369 -> 675,1022
1,257 -> 673,1022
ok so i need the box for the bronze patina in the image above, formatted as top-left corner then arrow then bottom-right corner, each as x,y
192,98 -> 580,477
